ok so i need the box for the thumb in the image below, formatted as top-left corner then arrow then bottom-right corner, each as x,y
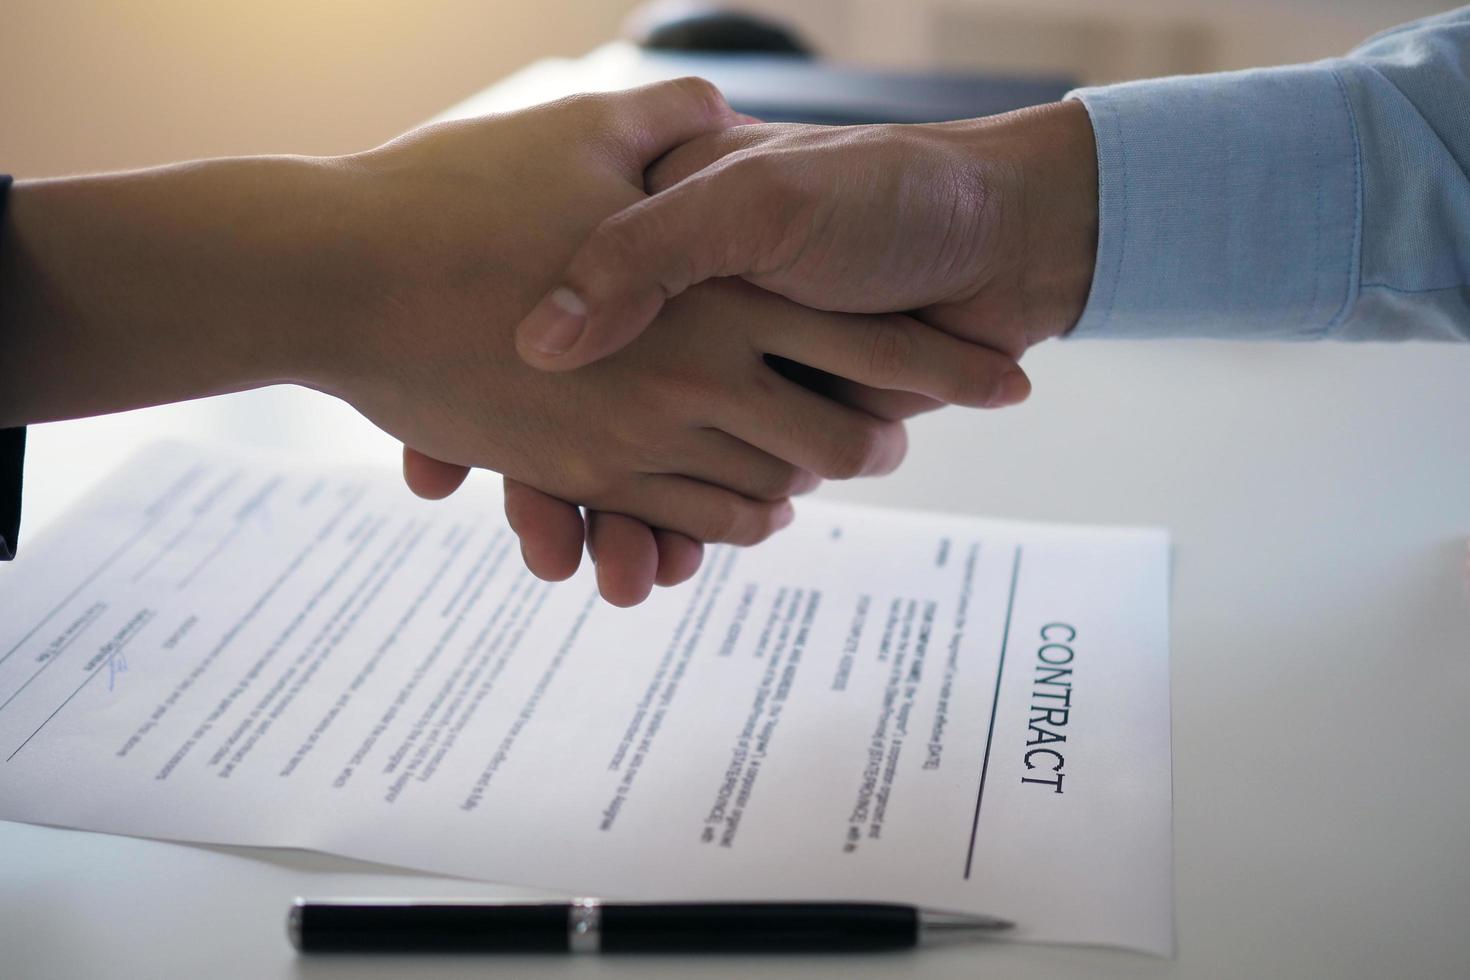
515,162 -> 779,370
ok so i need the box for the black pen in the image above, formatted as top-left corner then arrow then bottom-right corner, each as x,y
289,898 -> 1013,954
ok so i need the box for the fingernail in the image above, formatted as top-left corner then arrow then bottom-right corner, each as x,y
775,501 -> 796,530
989,370 -> 1032,408
521,286 -> 587,355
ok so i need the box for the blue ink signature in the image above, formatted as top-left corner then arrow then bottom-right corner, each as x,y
107,652 -> 130,692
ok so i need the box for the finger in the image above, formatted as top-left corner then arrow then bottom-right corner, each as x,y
615,475 -> 795,545
653,529 -> 704,587
515,161 -> 781,370
765,355 -> 943,421
644,125 -> 773,194
586,515 -> 704,594
759,311 -> 1031,409
717,374 -> 909,481
823,381 -> 945,422
586,511 -> 659,607
503,478 -> 585,582
674,429 -> 822,502
402,446 -> 470,500
919,299 -> 1030,360
592,76 -> 742,176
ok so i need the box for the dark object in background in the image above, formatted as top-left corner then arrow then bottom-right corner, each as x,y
630,4 -> 814,56
620,2 -> 1071,125
440,6 -> 1071,129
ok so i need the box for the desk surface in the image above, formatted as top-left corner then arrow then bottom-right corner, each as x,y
4,337 -> 1468,979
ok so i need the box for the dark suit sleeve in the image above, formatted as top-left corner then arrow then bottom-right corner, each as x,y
1,174 -> 24,561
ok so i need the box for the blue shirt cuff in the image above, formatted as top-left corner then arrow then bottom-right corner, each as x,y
1066,64 -> 1361,341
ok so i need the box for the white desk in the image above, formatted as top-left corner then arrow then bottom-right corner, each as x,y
5,337 -> 1468,979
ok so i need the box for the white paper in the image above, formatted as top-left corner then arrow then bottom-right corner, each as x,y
0,443 -> 1173,955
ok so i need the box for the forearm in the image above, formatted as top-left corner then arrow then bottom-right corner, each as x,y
0,156 -> 353,427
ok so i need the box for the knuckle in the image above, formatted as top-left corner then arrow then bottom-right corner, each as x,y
822,420 -> 885,480
661,374 -> 720,423
647,130 -> 747,194
791,468 -> 823,496
697,502 -> 742,543
633,432 -> 679,470
926,354 -> 973,406
820,447 -> 862,482
748,504 -> 792,545
864,319 -> 915,388
559,455 -> 617,503
954,359 -> 1002,407
581,210 -> 657,287
588,211 -> 644,265
881,422 -> 909,474
669,76 -> 728,121
752,462 -> 805,502
644,155 -> 682,195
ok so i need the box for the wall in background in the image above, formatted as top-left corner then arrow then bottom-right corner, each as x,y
1,0 -> 1460,178
0,0 -> 644,176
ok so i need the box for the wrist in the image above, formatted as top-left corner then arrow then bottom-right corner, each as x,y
1012,100 -> 1099,344
144,155 -> 365,395
924,100 -> 1098,354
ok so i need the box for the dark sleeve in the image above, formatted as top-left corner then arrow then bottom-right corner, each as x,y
1,174 -> 24,561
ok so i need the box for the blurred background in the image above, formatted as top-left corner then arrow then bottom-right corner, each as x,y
1,0 -> 1458,177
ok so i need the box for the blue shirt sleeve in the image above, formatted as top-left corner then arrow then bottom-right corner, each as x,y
1066,7 -> 1470,342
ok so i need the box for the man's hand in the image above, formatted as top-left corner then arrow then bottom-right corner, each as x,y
499,99 -> 1097,603
345,85 -> 1016,604
355,84 -> 1019,606
336,81 -> 1024,526
513,100 -> 1098,376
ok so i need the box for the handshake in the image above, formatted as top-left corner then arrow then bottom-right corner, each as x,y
1,78 -> 1099,603
372,79 -> 1100,605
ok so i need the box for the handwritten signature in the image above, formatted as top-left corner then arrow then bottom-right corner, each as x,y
107,652 -> 130,692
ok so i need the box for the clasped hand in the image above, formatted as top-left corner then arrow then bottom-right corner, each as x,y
1,78 -> 1085,607
363,79 -> 1061,605
463,83 -> 1098,604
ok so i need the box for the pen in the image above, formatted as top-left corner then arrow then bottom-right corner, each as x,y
289,898 -> 1013,954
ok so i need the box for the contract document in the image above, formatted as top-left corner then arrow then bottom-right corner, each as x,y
0,444 -> 1173,955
